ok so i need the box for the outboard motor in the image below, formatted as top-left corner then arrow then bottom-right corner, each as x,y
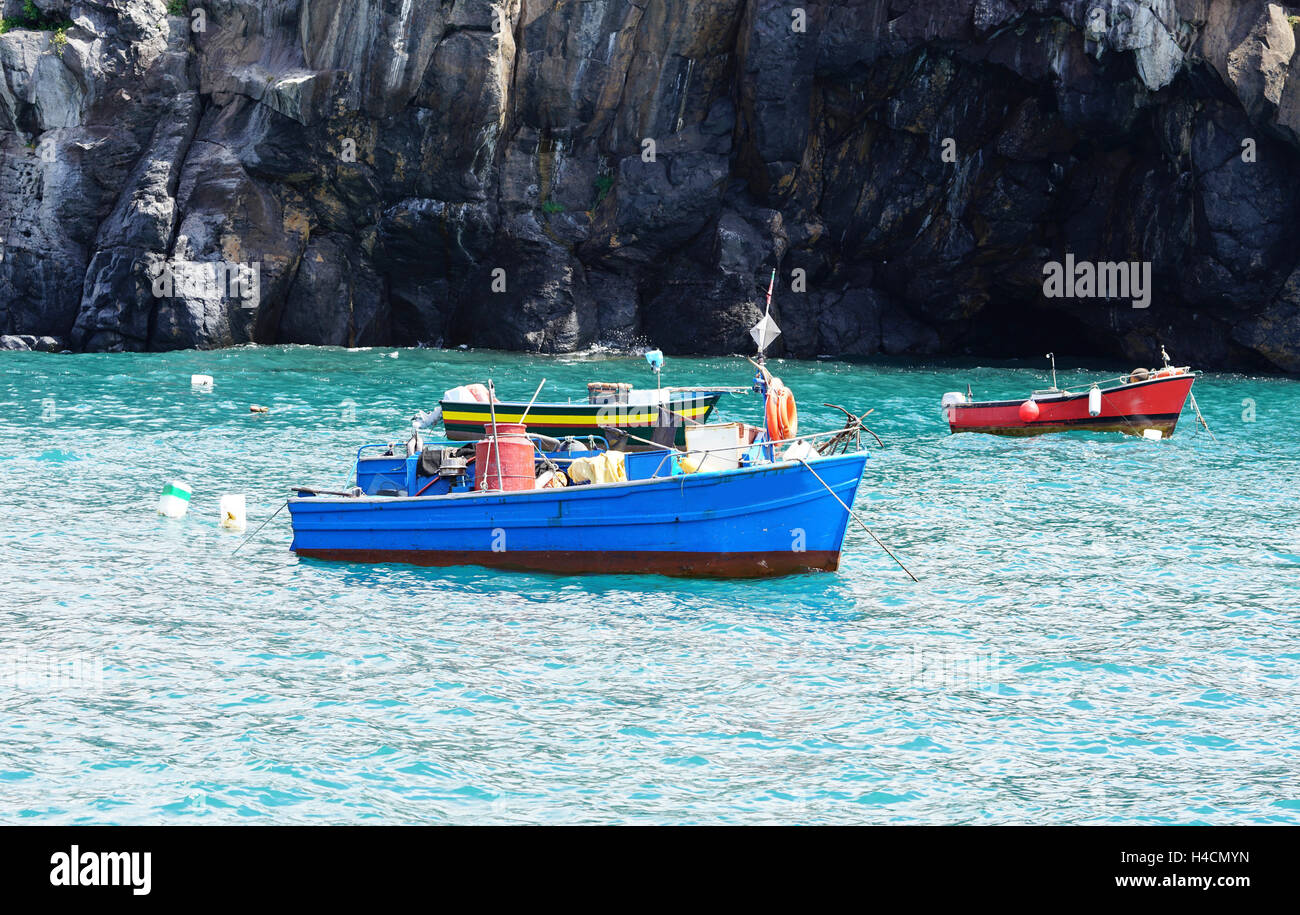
419,446 -> 469,479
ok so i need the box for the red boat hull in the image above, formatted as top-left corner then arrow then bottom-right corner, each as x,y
946,374 -> 1195,437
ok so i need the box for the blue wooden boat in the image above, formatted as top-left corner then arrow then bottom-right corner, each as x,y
289,313 -> 893,578
288,442 -> 869,577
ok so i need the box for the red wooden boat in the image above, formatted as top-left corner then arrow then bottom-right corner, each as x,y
943,354 -> 1197,438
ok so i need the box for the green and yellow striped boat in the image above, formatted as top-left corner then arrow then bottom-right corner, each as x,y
440,388 -> 728,448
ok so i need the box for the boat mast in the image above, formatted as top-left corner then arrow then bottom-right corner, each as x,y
1046,352 -> 1058,391
748,268 -> 782,396
749,269 -> 782,369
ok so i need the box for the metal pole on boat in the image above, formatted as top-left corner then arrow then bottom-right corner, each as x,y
517,378 -> 549,469
797,459 -> 920,583
518,378 -> 546,425
1046,352 -> 1058,391
487,378 -> 503,491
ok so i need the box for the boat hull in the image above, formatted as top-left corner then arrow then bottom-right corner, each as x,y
293,547 -> 843,577
440,392 -> 722,447
946,374 -> 1194,437
289,452 -> 869,578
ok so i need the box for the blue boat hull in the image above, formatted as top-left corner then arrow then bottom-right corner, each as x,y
289,453 -> 869,577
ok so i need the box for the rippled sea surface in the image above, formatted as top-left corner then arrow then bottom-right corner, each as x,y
0,346 -> 1296,824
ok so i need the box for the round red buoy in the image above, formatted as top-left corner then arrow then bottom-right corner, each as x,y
1018,400 -> 1040,422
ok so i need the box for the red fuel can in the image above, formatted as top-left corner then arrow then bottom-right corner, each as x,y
475,422 -> 535,492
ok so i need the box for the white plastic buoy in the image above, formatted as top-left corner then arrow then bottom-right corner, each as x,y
219,494 -> 247,532
191,374 -> 214,391
1142,428 -> 1163,441
1088,385 -> 1102,417
941,391 -> 967,421
158,481 -> 192,518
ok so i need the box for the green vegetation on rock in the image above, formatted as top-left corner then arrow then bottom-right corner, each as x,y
2,1 -> 74,36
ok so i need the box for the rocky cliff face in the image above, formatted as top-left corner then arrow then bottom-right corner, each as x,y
3,0 -> 1300,371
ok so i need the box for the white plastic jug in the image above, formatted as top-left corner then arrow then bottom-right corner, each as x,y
158,481 -> 192,518
219,494 -> 247,532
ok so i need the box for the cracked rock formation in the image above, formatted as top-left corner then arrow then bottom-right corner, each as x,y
3,0 -> 1300,371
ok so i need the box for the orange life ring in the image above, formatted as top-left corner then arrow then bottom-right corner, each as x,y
765,379 -> 798,441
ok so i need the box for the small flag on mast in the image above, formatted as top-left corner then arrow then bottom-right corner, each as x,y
750,268 -> 781,355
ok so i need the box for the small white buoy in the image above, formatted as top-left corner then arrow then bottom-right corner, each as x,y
158,481 -> 192,518
1142,428 -> 1163,441
1088,385 -> 1102,417
191,374 -> 214,391
219,494 -> 247,532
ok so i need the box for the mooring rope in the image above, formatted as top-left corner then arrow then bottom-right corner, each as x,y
797,458 -> 919,582
1188,391 -> 1216,441
232,499 -> 289,556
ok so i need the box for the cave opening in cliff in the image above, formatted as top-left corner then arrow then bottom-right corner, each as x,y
958,297 -> 1128,365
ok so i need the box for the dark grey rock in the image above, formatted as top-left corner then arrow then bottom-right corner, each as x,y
0,333 -> 63,351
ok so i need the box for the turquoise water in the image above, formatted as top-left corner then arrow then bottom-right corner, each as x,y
0,345 -> 1296,824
